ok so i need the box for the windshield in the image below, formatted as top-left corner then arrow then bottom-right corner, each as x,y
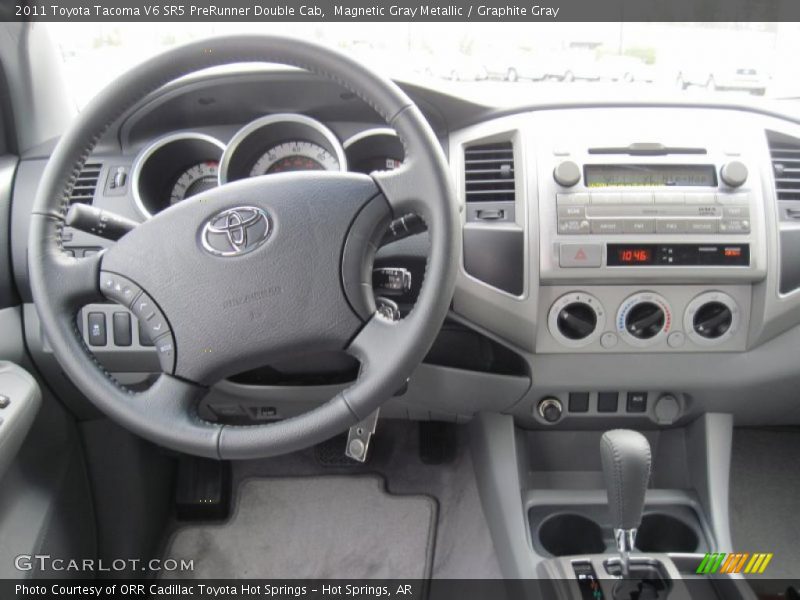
45,22 -> 800,109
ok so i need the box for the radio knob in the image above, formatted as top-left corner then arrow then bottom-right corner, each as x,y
692,301 -> 733,339
720,161 -> 748,188
553,160 -> 581,187
625,302 -> 665,340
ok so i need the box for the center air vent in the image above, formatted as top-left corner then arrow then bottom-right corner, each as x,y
69,162 -> 102,205
767,131 -> 800,201
464,142 -> 515,202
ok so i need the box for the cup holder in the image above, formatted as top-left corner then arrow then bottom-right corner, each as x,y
538,513 -> 606,556
636,513 -> 699,553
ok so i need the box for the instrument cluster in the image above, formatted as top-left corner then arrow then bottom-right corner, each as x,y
131,114 -> 404,218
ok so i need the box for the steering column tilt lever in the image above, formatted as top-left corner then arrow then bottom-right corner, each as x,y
600,429 -> 652,577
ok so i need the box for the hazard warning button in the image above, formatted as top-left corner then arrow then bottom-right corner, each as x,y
559,243 -> 602,268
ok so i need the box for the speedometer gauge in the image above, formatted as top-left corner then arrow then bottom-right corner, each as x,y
250,141 -> 340,176
170,161 -> 219,204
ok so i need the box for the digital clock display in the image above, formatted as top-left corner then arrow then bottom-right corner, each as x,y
617,248 -> 653,264
585,164 -> 717,188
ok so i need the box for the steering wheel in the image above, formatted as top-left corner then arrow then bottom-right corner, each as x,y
28,36 -> 459,459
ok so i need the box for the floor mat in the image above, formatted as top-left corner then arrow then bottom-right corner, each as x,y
730,428 -> 800,590
162,475 -> 437,579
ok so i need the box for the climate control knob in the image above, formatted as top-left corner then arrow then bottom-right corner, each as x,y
616,292 -> 672,347
625,302 -> 665,340
548,292 -> 605,347
684,291 -> 740,345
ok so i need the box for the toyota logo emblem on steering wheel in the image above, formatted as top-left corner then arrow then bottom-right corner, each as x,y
201,206 -> 272,257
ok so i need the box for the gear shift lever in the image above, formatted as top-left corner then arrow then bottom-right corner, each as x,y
600,429 -> 652,577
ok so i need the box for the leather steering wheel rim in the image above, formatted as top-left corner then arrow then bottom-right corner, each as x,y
28,35 -> 459,459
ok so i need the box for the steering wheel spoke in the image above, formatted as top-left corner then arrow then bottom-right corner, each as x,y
372,163 -> 423,219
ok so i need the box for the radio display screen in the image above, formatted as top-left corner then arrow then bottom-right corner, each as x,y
585,164 -> 718,188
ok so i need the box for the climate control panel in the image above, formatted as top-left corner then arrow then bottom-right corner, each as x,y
540,285 -> 748,353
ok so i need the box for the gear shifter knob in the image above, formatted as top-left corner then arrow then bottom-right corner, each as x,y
600,429 -> 651,575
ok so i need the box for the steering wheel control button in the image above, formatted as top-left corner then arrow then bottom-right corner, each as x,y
548,292 -> 606,348
100,272 -> 142,308
154,335 -> 176,373
568,392 -> 590,413
138,320 -> 154,347
616,292 -> 672,348
87,312 -> 107,346
112,312 -> 132,347
559,243 -> 602,268
537,397 -> 563,423
684,291 -> 740,346
597,392 -> 619,413
131,294 -> 171,341
626,392 -> 648,413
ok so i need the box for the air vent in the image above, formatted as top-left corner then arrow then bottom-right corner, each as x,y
768,131 -> 800,201
464,142 -> 515,202
69,162 -> 102,205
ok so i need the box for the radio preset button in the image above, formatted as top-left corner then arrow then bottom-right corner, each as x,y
557,193 -> 589,205
623,219 -> 656,234
558,219 -> 590,234
719,219 -> 750,233
656,220 -> 687,234
622,193 -> 654,205
590,192 -> 622,204
687,220 -> 718,233
559,243 -> 602,267
716,193 -> 749,205
557,205 -> 585,218
685,193 -> 716,205
654,193 -> 685,205
591,220 -> 623,234
723,206 -> 750,218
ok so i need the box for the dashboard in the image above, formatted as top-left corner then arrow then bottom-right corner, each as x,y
12,68 -> 800,429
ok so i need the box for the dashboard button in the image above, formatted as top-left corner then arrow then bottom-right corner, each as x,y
597,392 -> 619,413
622,192 -> 654,205
590,192 -> 622,205
87,312 -> 107,346
685,193 -> 716,205
719,219 -> 750,233
600,332 -> 618,349
654,193 -> 685,205
626,392 -> 648,413
559,243 -> 602,268
591,220 -> 623,234
557,205 -> 585,218
138,319 -> 154,347
716,193 -> 749,205
667,331 -> 686,348
687,220 -> 718,233
723,206 -> 750,218
656,220 -> 687,234
623,219 -> 655,234
568,392 -> 590,413
112,312 -> 132,347
557,193 -> 589,205
558,219 -> 590,235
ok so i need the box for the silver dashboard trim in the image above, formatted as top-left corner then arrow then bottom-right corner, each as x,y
218,113 -> 347,184
131,132 -> 226,219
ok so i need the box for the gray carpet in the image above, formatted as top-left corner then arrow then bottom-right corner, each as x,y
730,428 -> 800,589
163,475 -> 436,579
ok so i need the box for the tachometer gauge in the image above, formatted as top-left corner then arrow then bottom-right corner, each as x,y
250,141 -> 340,176
170,161 -> 219,204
